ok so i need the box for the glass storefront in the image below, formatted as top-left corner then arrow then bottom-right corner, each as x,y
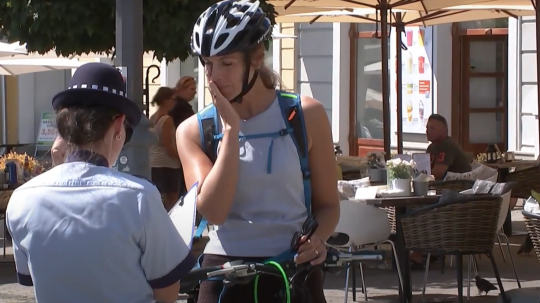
355,24 -> 390,141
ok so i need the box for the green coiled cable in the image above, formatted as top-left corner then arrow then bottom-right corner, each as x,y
253,261 -> 290,303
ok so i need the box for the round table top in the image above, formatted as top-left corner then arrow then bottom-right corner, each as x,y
482,160 -> 537,169
350,195 -> 440,208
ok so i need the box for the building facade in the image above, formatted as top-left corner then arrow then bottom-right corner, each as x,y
2,18 -> 538,160
508,16 -> 539,158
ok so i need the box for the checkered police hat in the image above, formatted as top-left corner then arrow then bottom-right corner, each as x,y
52,62 -> 141,127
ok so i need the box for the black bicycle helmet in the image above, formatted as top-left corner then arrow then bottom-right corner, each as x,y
191,0 -> 272,103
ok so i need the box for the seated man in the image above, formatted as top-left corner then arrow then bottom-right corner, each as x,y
426,114 -> 472,180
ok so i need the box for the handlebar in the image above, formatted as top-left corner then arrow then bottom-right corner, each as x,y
179,249 -> 384,294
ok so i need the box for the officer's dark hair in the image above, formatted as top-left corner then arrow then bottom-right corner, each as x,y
56,106 -> 121,148
428,114 -> 448,129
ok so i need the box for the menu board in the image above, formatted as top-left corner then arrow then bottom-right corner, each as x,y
36,112 -> 58,146
412,153 -> 431,176
396,26 -> 434,134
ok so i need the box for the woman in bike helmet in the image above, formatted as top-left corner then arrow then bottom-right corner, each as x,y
7,63 -> 196,303
177,1 -> 340,302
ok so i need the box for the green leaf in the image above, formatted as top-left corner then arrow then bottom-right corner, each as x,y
0,0 -> 277,62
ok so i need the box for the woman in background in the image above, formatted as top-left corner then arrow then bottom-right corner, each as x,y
168,76 -> 197,196
150,87 -> 183,210
169,76 -> 197,128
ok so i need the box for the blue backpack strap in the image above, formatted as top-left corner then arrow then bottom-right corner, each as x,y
276,91 -> 312,215
194,104 -> 220,239
197,104 -> 220,163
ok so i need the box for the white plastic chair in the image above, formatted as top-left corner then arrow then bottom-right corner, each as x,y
331,200 -> 403,303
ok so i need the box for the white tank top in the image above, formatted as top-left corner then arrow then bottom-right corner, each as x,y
150,115 -> 181,169
204,98 -> 308,257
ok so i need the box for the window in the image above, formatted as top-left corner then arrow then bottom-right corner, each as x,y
355,24 -> 390,140
459,18 -> 508,29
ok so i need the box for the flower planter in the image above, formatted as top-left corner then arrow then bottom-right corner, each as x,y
389,178 -> 412,195
368,168 -> 386,183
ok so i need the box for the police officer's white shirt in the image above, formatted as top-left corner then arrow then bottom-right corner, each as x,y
6,160 -> 196,303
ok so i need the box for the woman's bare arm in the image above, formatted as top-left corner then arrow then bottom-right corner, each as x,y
176,116 -> 240,224
301,96 -> 340,241
160,116 -> 179,159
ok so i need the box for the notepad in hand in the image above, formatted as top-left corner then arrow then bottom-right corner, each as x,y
168,182 -> 198,249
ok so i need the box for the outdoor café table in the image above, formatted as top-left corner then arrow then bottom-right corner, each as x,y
483,160 -> 537,236
357,195 -> 441,303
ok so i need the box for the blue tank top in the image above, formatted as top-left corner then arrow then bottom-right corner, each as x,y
204,98 -> 308,257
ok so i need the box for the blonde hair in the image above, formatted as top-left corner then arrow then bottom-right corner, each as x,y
248,43 -> 285,90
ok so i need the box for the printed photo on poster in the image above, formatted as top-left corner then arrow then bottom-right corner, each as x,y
391,26 -> 434,134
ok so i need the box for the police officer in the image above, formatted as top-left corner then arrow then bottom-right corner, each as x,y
6,63 -> 195,303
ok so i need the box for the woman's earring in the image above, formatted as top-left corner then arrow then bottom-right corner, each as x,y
115,135 -> 122,140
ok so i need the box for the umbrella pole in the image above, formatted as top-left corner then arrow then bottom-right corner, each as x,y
536,4 -> 540,153
380,0 -> 391,160
395,14 -> 404,154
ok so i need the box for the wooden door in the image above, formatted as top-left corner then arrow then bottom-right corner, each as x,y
461,35 -> 507,153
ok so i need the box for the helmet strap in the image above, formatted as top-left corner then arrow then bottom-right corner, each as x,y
230,54 -> 258,104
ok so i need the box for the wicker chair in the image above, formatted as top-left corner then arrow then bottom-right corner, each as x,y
382,180 -> 476,234
399,195 -> 508,303
506,166 -> 540,199
522,210 -> 540,263
428,179 -> 475,195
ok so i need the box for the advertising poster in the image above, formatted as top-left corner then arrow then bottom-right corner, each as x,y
391,26 -> 434,134
36,112 -> 58,146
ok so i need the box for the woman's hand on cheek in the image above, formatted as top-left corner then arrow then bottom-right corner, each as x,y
294,235 -> 327,265
208,81 -> 240,131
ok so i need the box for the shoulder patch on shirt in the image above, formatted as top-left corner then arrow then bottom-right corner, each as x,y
438,152 -> 445,162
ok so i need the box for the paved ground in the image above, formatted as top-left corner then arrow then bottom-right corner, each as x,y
0,209 -> 538,303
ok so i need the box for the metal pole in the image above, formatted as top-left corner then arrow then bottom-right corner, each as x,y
1,76 -> 7,146
395,14 -> 404,154
380,1 -> 391,160
114,0 -> 158,179
535,3 -> 540,154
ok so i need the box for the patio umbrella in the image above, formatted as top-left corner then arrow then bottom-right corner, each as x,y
270,0 -> 497,11
273,0 -> 508,158
0,42 -> 27,57
277,2 -> 535,155
0,58 -> 83,76
276,6 -> 534,25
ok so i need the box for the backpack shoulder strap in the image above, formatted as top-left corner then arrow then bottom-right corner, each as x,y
194,104 -> 220,239
196,104 -> 220,163
276,91 -> 312,214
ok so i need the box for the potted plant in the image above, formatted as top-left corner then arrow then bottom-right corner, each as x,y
386,158 -> 415,194
367,152 -> 386,182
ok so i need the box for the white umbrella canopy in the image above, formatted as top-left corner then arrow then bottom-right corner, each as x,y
274,6 -> 340,15
0,58 -> 83,76
276,5 -> 534,26
269,0 -> 498,13
272,32 -> 298,39
0,42 -> 27,57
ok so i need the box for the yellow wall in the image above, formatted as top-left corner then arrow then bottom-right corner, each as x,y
5,76 -> 18,144
279,23 -> 296,92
